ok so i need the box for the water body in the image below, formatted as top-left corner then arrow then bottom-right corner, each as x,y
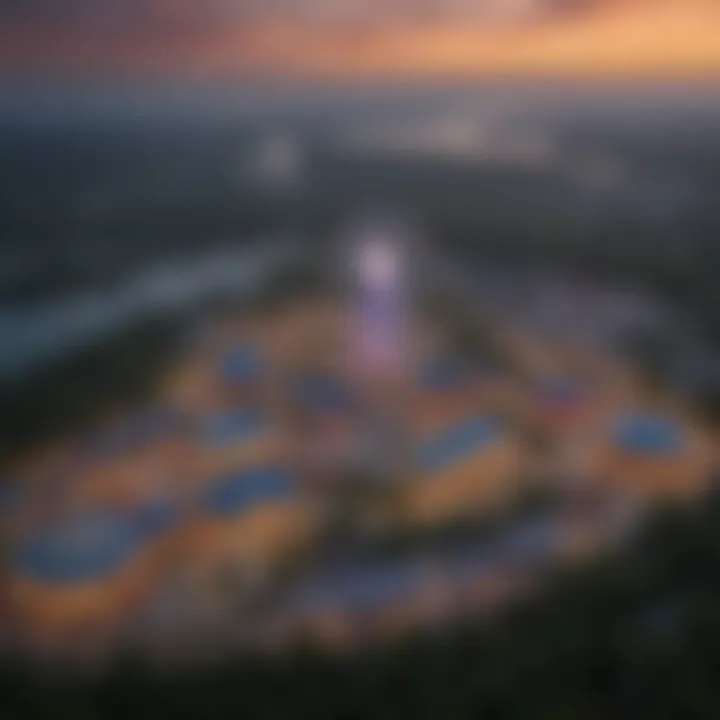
0,238 -> 295,378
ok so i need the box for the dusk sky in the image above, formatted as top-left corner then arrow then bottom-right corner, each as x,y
2,1 -> 720,78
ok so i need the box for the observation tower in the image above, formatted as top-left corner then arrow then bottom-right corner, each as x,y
351,225 -> 409,380
347,221 -> 414,483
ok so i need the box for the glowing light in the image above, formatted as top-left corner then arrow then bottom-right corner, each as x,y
352,227 -> 406,375
359,238 -> 398,290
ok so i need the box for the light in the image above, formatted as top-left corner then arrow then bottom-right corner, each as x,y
350,224 -> 406,376
358,236 -> 398,290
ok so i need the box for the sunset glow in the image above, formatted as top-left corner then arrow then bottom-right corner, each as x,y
2,1 -> 720,78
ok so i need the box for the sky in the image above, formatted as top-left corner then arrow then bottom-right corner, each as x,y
2,1 -> 720,79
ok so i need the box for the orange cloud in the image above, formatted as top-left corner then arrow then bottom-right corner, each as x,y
3,1 -> 720,78
178,2 -> 720,79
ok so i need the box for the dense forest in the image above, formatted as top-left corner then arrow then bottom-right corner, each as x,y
0,317 -> 185,465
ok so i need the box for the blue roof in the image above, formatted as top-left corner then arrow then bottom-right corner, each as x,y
220,345 -> 263,385
420,357 -> 474,391
13,511 -> 144,584
421,416 -> 502,473
13,499 -> 184,585
294,375 -> 354,414
614,414 -> 682,455
203,466 -> 293,517
201,408 -> 267,447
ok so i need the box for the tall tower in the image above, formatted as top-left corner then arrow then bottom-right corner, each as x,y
352,227 -> 407,380
347,221 -> 412,483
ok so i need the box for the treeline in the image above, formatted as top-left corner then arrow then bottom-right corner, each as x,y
0,316 -> 184,466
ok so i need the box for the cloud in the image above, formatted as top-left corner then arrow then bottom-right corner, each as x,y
2,1 -> 720,78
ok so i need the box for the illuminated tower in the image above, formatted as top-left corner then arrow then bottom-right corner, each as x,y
352,227 -> 407,380
347,221 -> 413,484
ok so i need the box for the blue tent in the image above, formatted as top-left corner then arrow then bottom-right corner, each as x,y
203,466 -> 293,517
201,408 -> 267,447
13,499 -> 184,585
421,416 -> 502,473
13,511 -> 144,584
614,414 -> 682,455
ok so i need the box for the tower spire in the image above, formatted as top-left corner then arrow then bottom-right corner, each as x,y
353,225 -> 406,378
